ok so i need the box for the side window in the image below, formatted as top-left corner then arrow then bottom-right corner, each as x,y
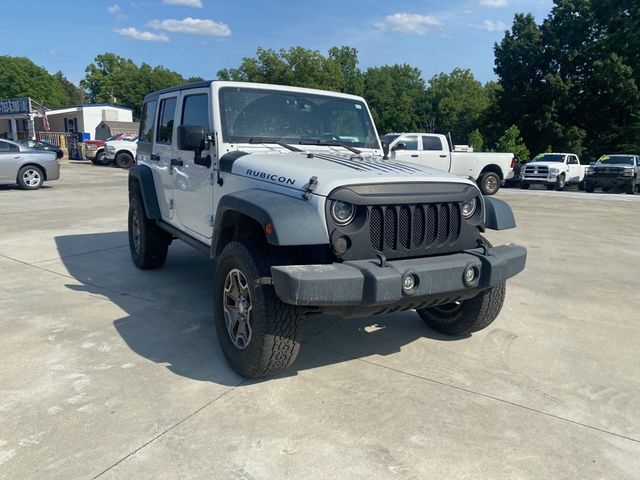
572,156 -> 579,164
0,141 -> 18,152
156,97 -> 177,144
181,94 -> 210,131
398,136 -> 418,150
139,100 -> 157,143
422,136 -> 443,151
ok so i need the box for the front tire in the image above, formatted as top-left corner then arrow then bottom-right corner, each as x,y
17,165 -> 44,190
554,174 -> 566,191
625,179 -> 636,194
478,172 -> 501,195
520,182 -> 530,190
417,284 -> 506,336
585,181 -> 595,193
214,241 -> 304,379
115,152 -> 134,169
128,195 -> 170,269
92,151 -> 109,166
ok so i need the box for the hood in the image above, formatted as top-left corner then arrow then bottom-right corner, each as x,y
106,139 -> 137,148
594,163 -> 633,169
228,150 -> 473,197
527,162 -> 565,168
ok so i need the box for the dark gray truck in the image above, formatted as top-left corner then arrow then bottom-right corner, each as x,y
585,154 -> 640,194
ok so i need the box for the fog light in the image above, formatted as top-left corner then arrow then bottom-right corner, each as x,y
333,236 -> 349,255
402,273 -> 417,293
463,266 -> 477,286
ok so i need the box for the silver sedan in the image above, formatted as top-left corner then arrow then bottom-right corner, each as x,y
0,138 -> 60,190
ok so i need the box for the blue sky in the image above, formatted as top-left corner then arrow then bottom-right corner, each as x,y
3,0 -> 552,86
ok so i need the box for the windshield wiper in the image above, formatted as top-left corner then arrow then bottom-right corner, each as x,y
248,138 -> 302,152
298,139 -> 361,155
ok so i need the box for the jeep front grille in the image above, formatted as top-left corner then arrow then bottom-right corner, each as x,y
369,203 -> 461,254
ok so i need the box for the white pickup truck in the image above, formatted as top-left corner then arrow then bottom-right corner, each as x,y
104,136 -> 138,169
520,153 -> 586,191
383,133 -> 515,195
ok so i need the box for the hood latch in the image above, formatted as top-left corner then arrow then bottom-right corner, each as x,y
303,176 -> 319,200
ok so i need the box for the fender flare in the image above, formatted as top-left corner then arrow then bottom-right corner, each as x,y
128,165 -> 161,219
483,196 -> 516,230
212,189 -> 329,257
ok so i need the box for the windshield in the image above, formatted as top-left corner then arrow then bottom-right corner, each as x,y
597,155 -> 634,165
532,154 -> 565,162
218,87 -> 380,149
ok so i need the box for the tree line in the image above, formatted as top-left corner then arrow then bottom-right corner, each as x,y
1,0 -> 637,161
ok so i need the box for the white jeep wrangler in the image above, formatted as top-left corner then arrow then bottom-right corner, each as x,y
128,81 -> 527,378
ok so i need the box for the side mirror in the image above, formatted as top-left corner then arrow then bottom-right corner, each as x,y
178,125 -> 205,151
392,143 -> 407,152
589,161 -> 596,166
381,141 -> 389,156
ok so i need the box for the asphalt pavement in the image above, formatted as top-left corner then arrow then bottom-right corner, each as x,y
1,161 -> 638,479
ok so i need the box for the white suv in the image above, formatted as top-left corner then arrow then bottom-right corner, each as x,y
127,81 -> 527,378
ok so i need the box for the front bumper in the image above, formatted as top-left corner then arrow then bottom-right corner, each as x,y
587,176 -> 633,187
522,175 -> 555,184
271,244 -> 527,307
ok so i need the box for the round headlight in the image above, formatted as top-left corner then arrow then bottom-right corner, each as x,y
461,198 -> 477,219
330,201 -> 356,226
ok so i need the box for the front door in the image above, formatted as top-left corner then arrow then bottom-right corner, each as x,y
0,140 -> 20,182
391,135 -> 420,163
173,89 -> 215,240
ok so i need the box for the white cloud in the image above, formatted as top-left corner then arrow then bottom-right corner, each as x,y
148,17 -> 231,36
375,13 -> 442,35
161,0 -> 204,7
480,0 -> 509,7
114,27 -> 170,42
107,4 -> 121,14
479,20 -> 508,31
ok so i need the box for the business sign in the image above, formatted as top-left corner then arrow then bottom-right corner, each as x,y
0,97 -> 31,116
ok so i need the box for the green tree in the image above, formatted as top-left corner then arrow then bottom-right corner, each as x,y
425,68 -> 491,142
0,56 -> 70,106
468,129 -> 484,152
328,46 -> 364,96
363,64 -> 427,134
496,125 -> 529,162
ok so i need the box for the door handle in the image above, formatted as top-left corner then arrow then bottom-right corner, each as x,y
14,156 -> 20,159
150,154 -> 160,161
439,154 -> 447,158
170,159 -> 184,167
411,154 -> 419,158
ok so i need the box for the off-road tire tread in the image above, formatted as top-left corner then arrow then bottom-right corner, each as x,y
215,240 -> 303,378
417,284 -> 506,335
128,195 -> 169,269
479,172 -> 500,195
116,152 -> 134,169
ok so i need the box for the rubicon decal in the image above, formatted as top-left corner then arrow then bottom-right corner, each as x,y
246,169 -> 295,185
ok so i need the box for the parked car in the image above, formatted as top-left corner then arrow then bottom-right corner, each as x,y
19,139 -> 64,159
585,154 -> 640,194
0,139 -> 60,190
104,136 -> 138,168
84,134 -> 129,166
520,153 -> 586,190
502,157 -> 524,188
382,133 -> 515,195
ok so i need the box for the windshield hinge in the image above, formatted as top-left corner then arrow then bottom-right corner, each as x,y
206,214 -> 215,226
209,172 -> 215,185
303,176 -> 319,200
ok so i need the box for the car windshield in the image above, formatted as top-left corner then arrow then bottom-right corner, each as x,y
218,86 -> 380,149
532,154 -> 565,162
597,155 -> 634,165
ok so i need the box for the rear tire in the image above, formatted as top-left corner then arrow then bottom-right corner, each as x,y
128,195 -> 170,269
214,240 -> 304,378
478,172 -> 501,195
585,181 -> 595,193
115,152 -> 134,169
417,284 -> 506,336
17,165 -> 44,190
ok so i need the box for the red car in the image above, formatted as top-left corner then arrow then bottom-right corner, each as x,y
84,134 -> 127,165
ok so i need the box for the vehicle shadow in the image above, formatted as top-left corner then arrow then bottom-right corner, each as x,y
55,232 -> 468,385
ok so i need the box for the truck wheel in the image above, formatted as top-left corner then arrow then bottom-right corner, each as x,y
214,240 -> 304,379
17,165 -> 44,190
92,151 -> 109,166
520,182 -> 530,190
115,152 -> 134,169
585,181 -> 595,193
625,179 -> 636,194
128,195 -> 170,269
578,180 -> 585,191
478,172 -> 501,195
546,184 -> 555,190
602,187 -> 610,192
417,284 -> 506,336
554,174 -> 566,191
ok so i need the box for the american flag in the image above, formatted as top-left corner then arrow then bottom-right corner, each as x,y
39,106 -> 50,132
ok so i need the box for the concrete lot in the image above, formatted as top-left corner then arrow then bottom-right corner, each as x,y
1,161 -> 639,479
